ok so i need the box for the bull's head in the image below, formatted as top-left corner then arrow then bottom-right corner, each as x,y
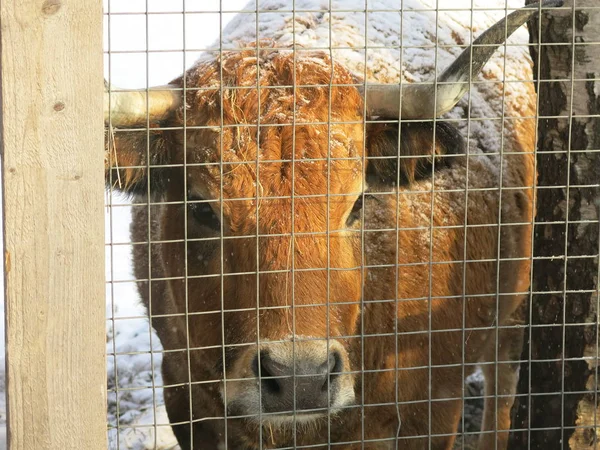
104,1 -> 556,429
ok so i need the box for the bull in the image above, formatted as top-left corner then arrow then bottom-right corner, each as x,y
104,1 -> 561,448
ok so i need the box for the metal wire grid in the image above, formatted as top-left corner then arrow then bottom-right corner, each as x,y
104,1 -> 600,449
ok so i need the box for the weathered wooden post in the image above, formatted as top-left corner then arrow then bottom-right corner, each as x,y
0,0 -> 106,448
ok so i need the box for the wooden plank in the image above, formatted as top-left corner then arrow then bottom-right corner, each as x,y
0,0 -> 106,448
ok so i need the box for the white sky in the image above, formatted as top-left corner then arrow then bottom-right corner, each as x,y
104,0 -> 251,88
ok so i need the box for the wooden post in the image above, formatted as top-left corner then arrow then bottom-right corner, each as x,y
1,0 -> 106,449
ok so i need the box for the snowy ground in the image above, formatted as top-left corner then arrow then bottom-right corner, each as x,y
105,199 -> 173,449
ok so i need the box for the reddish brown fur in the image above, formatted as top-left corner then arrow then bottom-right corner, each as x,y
106,47 -> 536,449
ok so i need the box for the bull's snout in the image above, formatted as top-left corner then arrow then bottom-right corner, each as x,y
224,339 -> 355,422
252,348 -> 343,413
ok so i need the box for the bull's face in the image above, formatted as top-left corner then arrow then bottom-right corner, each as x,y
179,51 -> 366,419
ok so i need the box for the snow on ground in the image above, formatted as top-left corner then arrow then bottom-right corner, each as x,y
105,197 -> 171,449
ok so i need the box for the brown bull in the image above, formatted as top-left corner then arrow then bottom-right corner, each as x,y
105,2 -> 559,449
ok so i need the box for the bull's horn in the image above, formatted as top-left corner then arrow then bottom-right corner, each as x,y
365,0 -> 563,119
104,82 -> 182,127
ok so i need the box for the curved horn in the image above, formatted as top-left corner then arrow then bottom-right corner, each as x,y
104,82 -> 182,127
365,0 -> 563,119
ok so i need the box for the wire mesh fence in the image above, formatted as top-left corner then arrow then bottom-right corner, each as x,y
104,1 -> 599,449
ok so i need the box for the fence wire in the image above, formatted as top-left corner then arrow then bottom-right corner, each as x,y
104,1 -> 600,449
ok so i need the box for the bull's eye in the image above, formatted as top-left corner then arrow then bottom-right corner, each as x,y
346,196 -> 364,227
189,197 -> 220,230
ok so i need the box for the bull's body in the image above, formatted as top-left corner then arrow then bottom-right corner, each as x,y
107,0 -> 541,448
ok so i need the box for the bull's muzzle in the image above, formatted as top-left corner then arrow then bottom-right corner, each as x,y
224,339 -> 355,422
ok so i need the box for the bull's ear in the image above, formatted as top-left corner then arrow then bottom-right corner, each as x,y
366,121 -> 464,186
105,127 -> 177,198
104,81 -> 182,198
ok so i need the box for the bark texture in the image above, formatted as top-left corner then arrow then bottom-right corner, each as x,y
509,1 -> 600,449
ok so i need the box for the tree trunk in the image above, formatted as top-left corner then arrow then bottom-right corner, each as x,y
509,1 -> 600,449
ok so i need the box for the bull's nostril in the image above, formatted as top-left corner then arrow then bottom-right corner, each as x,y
256,353 -> 281,395
330,351 -> 343,374
323,351 -> 343,392
251,354 -> 259,377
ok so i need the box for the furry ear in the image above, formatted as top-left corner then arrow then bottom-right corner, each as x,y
105,127 -> 178,198
366,121 -> 464,186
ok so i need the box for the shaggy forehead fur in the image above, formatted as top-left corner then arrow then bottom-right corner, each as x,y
217,0 -> 534,164
174,48 -> 366,231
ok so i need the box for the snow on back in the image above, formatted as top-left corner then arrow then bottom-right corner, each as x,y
206,0 -> 534,164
